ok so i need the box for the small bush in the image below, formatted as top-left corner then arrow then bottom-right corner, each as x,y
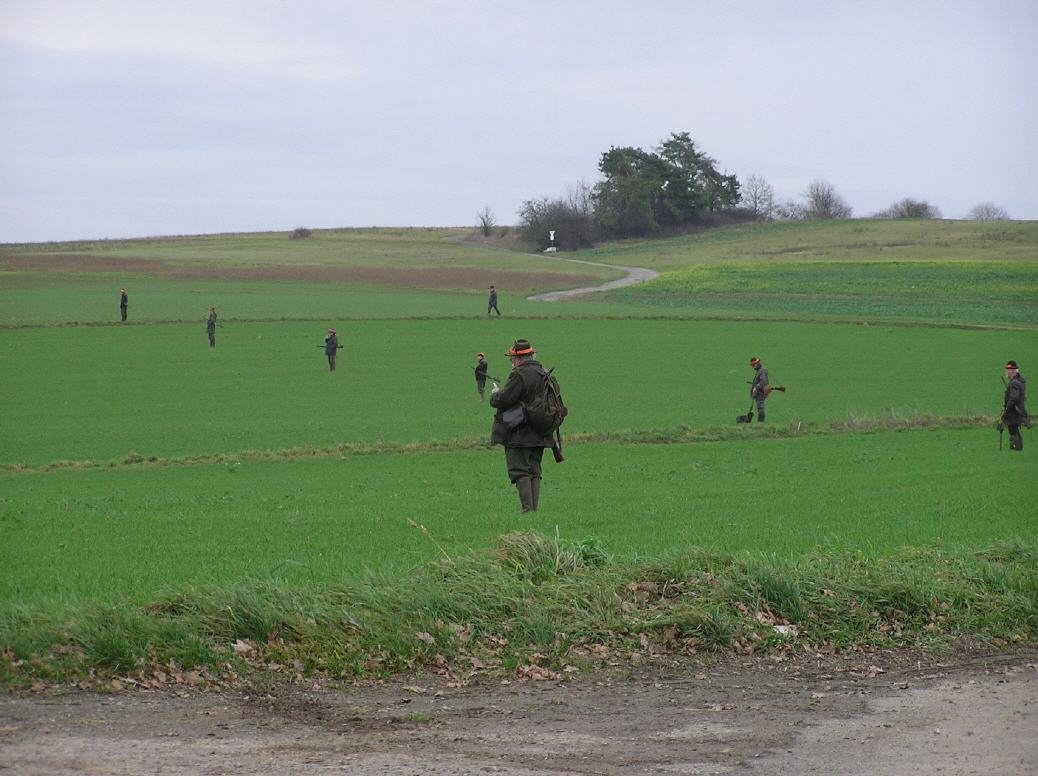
290,227 -> 312,239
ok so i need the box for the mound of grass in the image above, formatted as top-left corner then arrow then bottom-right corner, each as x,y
606,261 -> 1038,327
578,219 -> 1038,271
3,532 -> 1035,690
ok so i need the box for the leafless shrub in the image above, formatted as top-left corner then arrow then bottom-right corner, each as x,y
801,180 -> 853,219
967,202 -> 1010,221
874,198 -> 941,219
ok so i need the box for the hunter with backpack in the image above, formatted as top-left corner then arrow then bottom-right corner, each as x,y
490,338 -> 567,513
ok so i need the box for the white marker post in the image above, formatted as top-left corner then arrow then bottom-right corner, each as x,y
545,230 -> 557,253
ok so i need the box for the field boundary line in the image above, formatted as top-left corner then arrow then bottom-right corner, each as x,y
1,414 -> 996,474
3,315 -> 1032,332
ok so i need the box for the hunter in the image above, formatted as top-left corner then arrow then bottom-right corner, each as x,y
1001,360 -> 1030,451
490,338 -> 555,512
750,357 -> 769,423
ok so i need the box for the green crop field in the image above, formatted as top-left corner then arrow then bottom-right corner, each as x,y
2,219 -> 1036,685
1,429 -> 1029,612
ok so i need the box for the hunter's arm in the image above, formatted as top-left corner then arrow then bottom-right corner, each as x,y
489,371 -> 524,409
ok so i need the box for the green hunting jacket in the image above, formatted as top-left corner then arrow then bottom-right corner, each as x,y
1004,373 -> 1028,421
489,359 -> 555,448
751,365 -> 769,398
206,310 -> 217,332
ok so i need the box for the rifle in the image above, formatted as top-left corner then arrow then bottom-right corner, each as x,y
746,381 -> 786,394
473,367 -> 501,382
317,345 -> 344,349
551,432 -> 565,463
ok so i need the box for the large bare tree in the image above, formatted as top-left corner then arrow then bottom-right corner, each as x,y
741,174 -> 775,219
967,202 -> 1010,221
476,205 -> 497,237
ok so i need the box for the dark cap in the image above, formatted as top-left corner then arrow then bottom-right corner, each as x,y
506,338 -> 534,357
1005,360 -> 1019,370
750,357 -> 761,367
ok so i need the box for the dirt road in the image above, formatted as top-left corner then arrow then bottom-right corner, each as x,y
446,235 -> 659,301
2,652 -> 1034,775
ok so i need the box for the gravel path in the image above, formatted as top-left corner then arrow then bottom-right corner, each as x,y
448,236 -> 659,301
525,257 -> 658,302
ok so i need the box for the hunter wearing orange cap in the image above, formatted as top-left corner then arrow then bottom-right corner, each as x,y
474,352 -> 489,400
1000,360 -> 1030,451
749,357 -> 769,423
323,328 -> 341,372
489,338 -> 562,512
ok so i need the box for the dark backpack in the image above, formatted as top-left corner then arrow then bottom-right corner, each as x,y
525,366 -> 568,434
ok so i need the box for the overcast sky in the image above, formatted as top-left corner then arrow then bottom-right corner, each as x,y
1,0 -> 1036,243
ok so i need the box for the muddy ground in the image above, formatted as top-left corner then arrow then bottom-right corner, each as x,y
2,651 -> 1035,775
0,254 -> 596,292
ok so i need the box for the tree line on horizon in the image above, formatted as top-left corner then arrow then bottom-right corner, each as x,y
476,132 -> 1013,251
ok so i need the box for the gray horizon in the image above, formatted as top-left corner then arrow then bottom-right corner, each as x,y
2,0 -> 1036,243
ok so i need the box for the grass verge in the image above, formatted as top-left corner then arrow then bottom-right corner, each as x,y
3,531 -> 1035,691
0,413 -> 996,473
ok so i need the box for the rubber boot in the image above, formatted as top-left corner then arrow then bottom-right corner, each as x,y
530,477 -> 541,511
516,477 -> 535,512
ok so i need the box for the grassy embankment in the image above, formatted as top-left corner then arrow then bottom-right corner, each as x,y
1,220 -> 1036,689
586,219 -> 1038,327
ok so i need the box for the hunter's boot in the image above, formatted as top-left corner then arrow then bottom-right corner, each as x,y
516,477 -> 535,512
757,411 -> 765,423
1009,430 -> 1023,450
530,477 -> 541,511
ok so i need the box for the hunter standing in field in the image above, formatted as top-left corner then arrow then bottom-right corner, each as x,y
1000,360 -> 1029,451
324,328 -> 341,372
490,338 -> 556,512
750,357 -> 769,422
119,288 -> 128,322
474,352 -> 488,400
487,285 -> 501,317
206,306 -> 217,347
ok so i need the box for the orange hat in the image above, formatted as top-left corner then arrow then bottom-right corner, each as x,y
506,339 -> 534,356
477,352 -> 485,358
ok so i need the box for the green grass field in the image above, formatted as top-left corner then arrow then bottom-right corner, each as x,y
2,219 -> 1036,685
1,428 -> 1030,613
1,318 -> 1030,466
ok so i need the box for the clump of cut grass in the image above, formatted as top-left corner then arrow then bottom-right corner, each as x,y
493,530 -> 611,583
2,532 -> 1036,690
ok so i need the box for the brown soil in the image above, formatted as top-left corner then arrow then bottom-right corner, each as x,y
0,254 -> 594,291
2,652 -> 1034,775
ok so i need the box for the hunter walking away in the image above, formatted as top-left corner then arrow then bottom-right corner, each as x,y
489,338 -> 567,513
